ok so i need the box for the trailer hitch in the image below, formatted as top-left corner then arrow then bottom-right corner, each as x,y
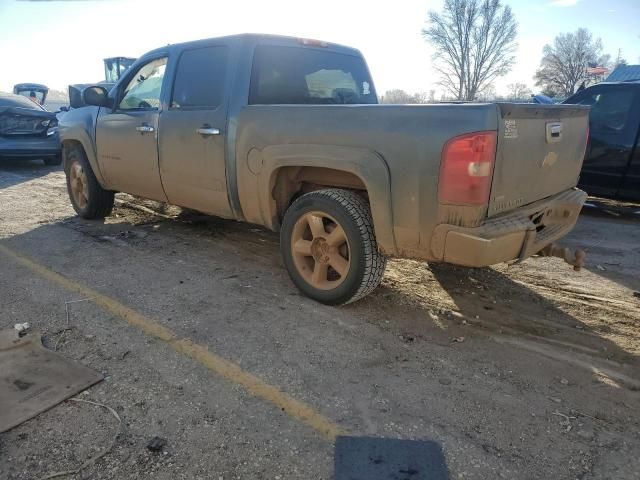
538,243 -> 586,271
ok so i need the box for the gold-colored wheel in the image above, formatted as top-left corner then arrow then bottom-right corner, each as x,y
69,160 -> 89,209
290,211 -> 351,290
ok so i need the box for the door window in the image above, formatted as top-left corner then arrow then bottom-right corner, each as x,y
576,88 -> 636,140
118,57 -> 167,110
171,46 -> 228,109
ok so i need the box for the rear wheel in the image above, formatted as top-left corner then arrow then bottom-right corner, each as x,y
280,189 -> 386,305
64,145 -> 114,219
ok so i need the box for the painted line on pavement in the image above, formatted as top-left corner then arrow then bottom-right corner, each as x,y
0,242 -> 344,441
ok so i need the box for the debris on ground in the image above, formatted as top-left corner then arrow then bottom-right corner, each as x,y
147,436 -> 168,452
40,398 -> 122,480
451,336 -> 465,344
552,411 -> 576,432
0,329 -> 103,432
13,322 -> 30,337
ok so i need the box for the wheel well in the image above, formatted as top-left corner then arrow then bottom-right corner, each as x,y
272,166 -> 368,223
61,140 -> 84,169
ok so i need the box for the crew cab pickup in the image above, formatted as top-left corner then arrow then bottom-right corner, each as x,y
564,81 -> 640,201
59,34 -> 590,305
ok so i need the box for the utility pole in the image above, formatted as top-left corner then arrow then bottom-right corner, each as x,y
615,48 -> 623,67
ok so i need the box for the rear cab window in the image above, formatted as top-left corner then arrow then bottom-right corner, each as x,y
171,46 -> 229,109
249,45 -> 377,105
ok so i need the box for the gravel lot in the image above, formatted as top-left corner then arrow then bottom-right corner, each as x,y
1,160 -> 639,479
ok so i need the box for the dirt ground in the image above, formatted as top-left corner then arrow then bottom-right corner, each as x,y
1,160 -> 639,480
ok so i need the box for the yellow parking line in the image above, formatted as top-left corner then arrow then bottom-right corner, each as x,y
0,243 -> 344,441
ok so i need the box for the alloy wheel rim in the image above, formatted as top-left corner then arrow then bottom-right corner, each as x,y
69,161 -> 89,209
290,211 -> 351,290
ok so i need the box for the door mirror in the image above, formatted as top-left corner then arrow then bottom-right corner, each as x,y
83,86 -> 112,108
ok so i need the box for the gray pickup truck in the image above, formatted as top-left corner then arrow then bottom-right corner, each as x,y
59,34 -> 589,305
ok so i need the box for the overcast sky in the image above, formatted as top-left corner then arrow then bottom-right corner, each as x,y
0,0 -> 638,97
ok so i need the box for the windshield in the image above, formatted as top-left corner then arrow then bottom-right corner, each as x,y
105,58 -> 137,83
249,45 -> 377,105
15,89 -> 45,106
0,93 -> 44,110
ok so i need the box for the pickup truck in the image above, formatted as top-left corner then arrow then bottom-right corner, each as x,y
59,34 -> 590,305
564,80 -> 640,201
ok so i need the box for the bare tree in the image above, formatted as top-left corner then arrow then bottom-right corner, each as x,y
380,89 -> 421,104
413,92 -> 432,104
507,82 -> 532,100
422,0 -> 517,101
477,84 -> 497,101
534,29 -> 608,97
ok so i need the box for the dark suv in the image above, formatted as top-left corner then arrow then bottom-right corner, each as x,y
564,81 -> 640,201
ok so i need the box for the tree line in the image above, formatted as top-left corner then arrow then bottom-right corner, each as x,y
391,0 -> 629,103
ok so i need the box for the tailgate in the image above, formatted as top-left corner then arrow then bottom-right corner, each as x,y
488,103 -> 589,217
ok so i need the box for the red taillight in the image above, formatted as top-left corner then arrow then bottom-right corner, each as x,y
438,131 -> 497,205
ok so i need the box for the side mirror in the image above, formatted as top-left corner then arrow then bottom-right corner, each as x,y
82,86 -> 112,108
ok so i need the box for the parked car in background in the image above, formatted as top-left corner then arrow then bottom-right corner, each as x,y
60,34 -> 589,304
0,92 -> 61,165
564,81 -> 640,201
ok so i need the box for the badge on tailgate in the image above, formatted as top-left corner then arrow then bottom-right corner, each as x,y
546,122 -> 563,143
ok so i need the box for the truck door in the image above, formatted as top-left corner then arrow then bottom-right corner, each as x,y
95,56 -> 168,201
572,85 -> 639,197
158,45 -> 233,217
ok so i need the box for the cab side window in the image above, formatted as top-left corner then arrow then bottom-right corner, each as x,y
170,46 -> 228,109
119,57 -> 168,110
577,88 -> 636,137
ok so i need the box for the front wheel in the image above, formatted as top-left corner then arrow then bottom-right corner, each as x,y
64,145 -> 114,219
280,189 -> 386,305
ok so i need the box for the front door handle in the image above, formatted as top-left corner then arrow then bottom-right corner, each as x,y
136,124 -> 155,133
196,126 -> 220,136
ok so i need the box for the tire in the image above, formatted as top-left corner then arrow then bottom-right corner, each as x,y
43,155 -> 62,166
280,188 -> 386,305
64,144 -> 114,219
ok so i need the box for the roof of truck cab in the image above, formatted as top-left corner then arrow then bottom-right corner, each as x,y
142,33 -> 363,58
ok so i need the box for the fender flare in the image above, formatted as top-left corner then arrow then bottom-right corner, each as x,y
59,110 -> 108,188
258,144 -> 397,256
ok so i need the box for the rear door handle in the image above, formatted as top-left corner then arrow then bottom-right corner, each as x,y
196,127 -> 220,136
135,124 -> 155,133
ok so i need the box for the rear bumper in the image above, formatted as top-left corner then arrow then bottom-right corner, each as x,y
0,134 -> 60,159
430,188 -> 587,267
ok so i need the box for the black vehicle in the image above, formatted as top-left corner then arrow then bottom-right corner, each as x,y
0,92 -> 61,165
564,81 -> 640,201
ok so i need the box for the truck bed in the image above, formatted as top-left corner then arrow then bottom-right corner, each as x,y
234,102 -> 589,258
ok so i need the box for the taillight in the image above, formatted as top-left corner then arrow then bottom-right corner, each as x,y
438,131 -> 497,205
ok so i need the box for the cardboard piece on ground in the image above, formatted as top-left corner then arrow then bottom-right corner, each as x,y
0,329 -> 103,433
335,436 -> 449,480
